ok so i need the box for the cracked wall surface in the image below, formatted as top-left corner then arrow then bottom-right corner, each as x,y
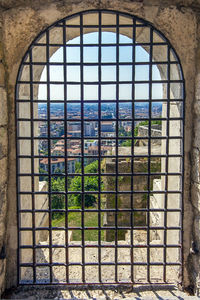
0,0 -> 199,296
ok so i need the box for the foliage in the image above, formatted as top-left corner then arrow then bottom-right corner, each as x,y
39,150 -> 48,156
134,126 -> 139,137
68,160 -> 99,207
120,120 -> 161,147
151,120 -> 162,126
85,160 -> 98,174
54,167 -> 64,174
75,161 -> 81,173
51,177 -> 65,219
120,139 -> 132,147
118,126 -> 131,137
137,120 -> 162,126
50,161 -> 100,210
39,167 -> 48,181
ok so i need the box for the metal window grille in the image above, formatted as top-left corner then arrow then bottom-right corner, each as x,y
16,10 -> 184,285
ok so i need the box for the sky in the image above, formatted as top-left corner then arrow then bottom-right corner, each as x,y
38,32 -> 162,102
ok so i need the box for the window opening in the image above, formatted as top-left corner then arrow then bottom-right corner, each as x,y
16,10 -> 184,285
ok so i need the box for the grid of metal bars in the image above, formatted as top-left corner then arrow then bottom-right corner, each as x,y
16,10 -> 184,285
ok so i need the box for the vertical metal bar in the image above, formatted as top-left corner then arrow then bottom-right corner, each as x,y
163,43 -> 170,283
63,19 -> 69,283
46,29 -> 53,283
98,10 -> 102,283
147,26 -> 153,283
80,13 -> 85,283
131,17 -> 136,284
180,55 -> 185,288
16,86 -> 21,284
115,12 -> 119,283
29,49 -> 36,283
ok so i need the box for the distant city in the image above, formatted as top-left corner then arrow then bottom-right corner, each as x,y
38,102 -> 162,173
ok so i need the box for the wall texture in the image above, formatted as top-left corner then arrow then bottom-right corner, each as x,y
0,0 -> 200,296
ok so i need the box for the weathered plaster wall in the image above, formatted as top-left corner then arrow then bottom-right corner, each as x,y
0,9 -> 8,295
190,13 -> 200,294
138,125 -> 161,145
0,0 -> 199,296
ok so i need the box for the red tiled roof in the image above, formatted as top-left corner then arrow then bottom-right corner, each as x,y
40,157 -> 76,165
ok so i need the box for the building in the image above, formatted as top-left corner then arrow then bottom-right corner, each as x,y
40,157 -> 76,173
101,121 -> 114,133
84,122 -> 96,137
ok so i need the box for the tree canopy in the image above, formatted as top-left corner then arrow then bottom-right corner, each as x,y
51,160 -> 100,210
68,160 -> 99,207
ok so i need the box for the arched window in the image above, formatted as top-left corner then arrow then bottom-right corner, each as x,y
16,10 -> 184,285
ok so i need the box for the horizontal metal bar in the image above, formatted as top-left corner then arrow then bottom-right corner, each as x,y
34,42 -> 170,48
19,208 -> 182,213
20,261 -> 181,268
18,172 -> 182,176
17,136 -> 183,140
19,243 -> 182,249
19,226 -> 181,231
55,23 -> 162,29
21,61 -> 179,66
18,154 -> 184,159
18,281 -> 180,286
54,23 -> 152,28
34,42 -> 169,47
16,98 -> 184,103
18,190 -> 182,195
18,79 -> 183,85
17,117 -> 184,122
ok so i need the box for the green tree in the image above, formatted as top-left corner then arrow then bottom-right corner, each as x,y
39,167 -> 48,181
85,160 -> 98,174
51,177 -> 65,218
118,126 -> 131,137
121,140 -> 132,147
68,160 -> 99,207
54,167 -> 64,174
120,120 -> 161,147
75,161 -> 81,173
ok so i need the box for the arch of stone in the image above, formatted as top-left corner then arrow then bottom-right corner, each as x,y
16,10 -> 184,286
1,1 -> 198,296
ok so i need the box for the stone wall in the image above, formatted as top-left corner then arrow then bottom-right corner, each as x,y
137,125 -> 162,146
103,158 -> 148,241
20,181 -> 49,281
0,0 -> 199,296
103,155 -> 160,241
0,13 -> 8,294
